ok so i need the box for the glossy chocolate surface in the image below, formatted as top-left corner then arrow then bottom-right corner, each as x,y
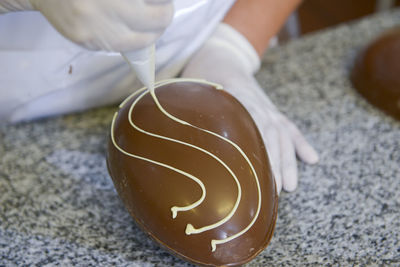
351,27 -> 400,120
106,80 -> 278,266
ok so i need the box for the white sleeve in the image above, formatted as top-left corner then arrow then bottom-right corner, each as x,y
0,12 -> 140,122
0,0 -> 236,122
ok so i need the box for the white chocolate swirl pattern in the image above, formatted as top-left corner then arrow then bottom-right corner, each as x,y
111,79 -> 262,252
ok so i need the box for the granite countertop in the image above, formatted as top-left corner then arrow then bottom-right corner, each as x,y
1,10 -> 400,267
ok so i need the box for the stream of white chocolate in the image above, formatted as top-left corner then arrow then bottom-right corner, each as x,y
115,47 -> 262,252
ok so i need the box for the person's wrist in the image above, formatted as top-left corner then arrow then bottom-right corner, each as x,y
212,23 -> 261,75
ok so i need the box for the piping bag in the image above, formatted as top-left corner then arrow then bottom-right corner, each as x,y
121,45 -> 184,123
121,45 -> 156,93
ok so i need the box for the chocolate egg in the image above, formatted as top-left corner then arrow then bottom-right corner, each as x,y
351,27 -> 400,120
106,79 -> 278,266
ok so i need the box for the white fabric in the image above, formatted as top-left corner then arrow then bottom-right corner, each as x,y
0,0 -> 33,13
0,0 -> 174,52
0,0 -> 235,122
181,23 -> 319,193
28,0 -> 174,52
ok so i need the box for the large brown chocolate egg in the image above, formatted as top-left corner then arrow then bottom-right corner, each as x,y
106,79 -> 278,266
351,27 -> 400,120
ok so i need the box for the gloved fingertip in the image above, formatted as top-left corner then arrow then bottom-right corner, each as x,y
283,180 -> 297,192
296,140 -> 319,165
282,167 -> 298,192
274,174 -> 282,196
303,146 -> 319,165
276,183 -> 282,195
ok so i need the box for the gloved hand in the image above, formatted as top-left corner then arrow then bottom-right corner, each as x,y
181,23 -> 319,194
0,0 -> 173,52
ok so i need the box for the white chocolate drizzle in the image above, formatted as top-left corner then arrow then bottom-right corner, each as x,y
111,111 -> 207,217
145,79 -> 262,252
127,90 -> 242,223
116,45 -> 262,252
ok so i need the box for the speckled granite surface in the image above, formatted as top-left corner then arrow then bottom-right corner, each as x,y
1,10 -> 400,267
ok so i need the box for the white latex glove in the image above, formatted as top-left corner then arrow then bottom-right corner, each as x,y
181,24 -> 319,194
0,0 -> 173,52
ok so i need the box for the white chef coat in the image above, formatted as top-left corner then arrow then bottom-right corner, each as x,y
0,0 -> 236,122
